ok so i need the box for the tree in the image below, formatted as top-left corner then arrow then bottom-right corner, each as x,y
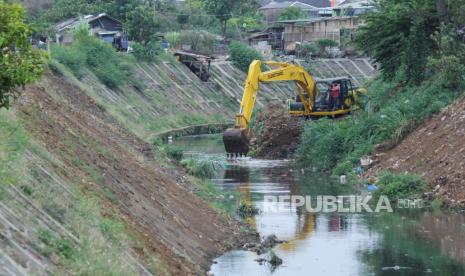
33,0 -> 110,24
278,7 -> 306,20
132,37 -> 163,62
125,6 -> 163,43
298,42 -> 319,58
0,1 -> 45,108
316,39 -> 338,56
228,42 -> 263,72
427,24 -> 465,89
178,30 -> 217,53
202,0 -> 243,38
355,0 -> 438,83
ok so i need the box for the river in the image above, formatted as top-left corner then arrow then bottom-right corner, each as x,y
173,134 -> 465,276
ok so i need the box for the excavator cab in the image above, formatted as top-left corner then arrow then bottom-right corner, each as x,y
290,77 -> 357,116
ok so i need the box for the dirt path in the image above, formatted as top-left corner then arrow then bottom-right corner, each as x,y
365,96 -> 465,208
16,72 -> 253,274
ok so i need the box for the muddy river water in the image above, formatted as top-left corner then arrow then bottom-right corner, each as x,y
173,135 -> 465,276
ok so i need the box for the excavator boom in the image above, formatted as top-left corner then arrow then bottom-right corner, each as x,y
223,60 -> 316,156
223,60 -> 365,156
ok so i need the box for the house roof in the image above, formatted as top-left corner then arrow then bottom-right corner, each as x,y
275,16 -> 354,24
55,13 -> 122,32
335,0 -> 373,9
259,1 -> 318,10
260,0 -> 331,9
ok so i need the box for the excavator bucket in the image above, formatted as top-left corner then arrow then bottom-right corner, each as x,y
223,128 -> 250,156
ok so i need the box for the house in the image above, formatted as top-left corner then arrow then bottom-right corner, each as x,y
248,26 -> 285,52
332,0 -> 374,16
55,13 -> 128,51
277,16 -> 361,51
261,0 -> 333,8
259,1 -> 322,23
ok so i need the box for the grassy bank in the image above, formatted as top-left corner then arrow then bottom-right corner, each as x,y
0,109 -> 29,188
294,73 -> 465,206
0,109 -> 165,274
296,77 -> 461,175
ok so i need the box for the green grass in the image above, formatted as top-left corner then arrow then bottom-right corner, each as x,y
0,109 -> 29,187
374,171 -> 427,201
163,144 -> 184,161
296,77 -> 460,174
189,176 -> 239,216
51,33 -> 132,89
181,158 -> 221,179
0,109 -> 162,274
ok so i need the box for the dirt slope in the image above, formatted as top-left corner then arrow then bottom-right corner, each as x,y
365,96 -> 465,208
251,103 -> 304,159
15,72 -> 248,274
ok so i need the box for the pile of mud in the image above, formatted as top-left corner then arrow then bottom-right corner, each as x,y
365,97 -> 465,208
251,103 -> 304,159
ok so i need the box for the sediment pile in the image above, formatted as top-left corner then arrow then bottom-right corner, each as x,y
251,103 -> 304,159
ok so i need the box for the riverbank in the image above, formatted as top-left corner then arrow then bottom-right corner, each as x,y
0,70 -> 259,275
363,96 -> 465,209
250,76 -> 465,211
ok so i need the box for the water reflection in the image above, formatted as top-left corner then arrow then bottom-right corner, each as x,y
173,135 -> 465,276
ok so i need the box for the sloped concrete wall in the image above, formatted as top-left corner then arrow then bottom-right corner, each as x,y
54,58 -> 374,141
301,58 -> 376,86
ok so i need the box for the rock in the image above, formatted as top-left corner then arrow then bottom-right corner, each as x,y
262,234 -> 281,248
435,175 -> 447,185
247,234 -> 285,254
269,253 -> 283,267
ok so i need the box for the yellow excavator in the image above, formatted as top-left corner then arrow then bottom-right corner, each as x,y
223,60 -> 366,156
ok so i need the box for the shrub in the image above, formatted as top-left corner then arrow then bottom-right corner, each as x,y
228,42 -> 263,72
178,30 -> 218,53
237,202 -> 259,217
51,45 -> 85,79
298,42 -> 319,58
374,172 -> 426,201
38,229 -> 76,260
76,36 -> 131,88
164,144 -> 184,161
316,39 -> 338,56
51,23 -> 131,88
181,158 -> 220,179
132,37 -> 164,62
165,31 -> 180,48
